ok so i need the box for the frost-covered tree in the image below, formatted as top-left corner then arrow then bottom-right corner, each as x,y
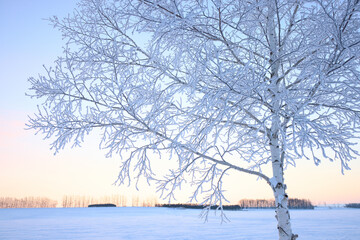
28,0 -> 360,239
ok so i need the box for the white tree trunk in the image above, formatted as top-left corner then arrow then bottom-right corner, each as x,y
266,0 -> 298,237
270,135 -> 297,240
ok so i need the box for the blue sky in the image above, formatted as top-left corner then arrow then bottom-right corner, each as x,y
0,0 -> 359,206
0,0 -> 77,112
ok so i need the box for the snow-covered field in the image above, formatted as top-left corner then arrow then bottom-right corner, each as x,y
0,207 -> 359,239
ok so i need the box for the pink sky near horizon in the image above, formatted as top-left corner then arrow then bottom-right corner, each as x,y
0,0 -> 360,207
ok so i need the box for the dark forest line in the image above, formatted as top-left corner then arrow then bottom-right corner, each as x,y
156,198 -> 315,210
155,203 -> 242,210
345,203 -> 360,208
238,198 -> 315,209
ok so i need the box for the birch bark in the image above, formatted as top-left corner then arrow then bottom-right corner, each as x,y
267,1 -> 297,239
270,135 -> 297,240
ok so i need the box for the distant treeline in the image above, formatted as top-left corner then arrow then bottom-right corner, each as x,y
88,203 -> 116,207
155,203 -> 242,210
0,196 -> 314,209
62,195 -> 158,208
62,195 -> 127,208
0,197 -> 57,208
345,203 -> 360,208
0,195 -> 158,208
156,198 -> 314,210
239,198 -> 314,209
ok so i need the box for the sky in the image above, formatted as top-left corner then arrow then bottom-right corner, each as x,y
0,0 -> 360,206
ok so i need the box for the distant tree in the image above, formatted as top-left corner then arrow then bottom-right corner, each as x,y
0,197 -> 57,208
131,195 -> 140,207
28,0 -> 360,239
61,194 -> 131,207
238,198 -> 314,209
345,203 -> 360,208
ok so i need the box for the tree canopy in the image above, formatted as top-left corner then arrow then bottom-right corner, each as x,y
28,1 -> 360,238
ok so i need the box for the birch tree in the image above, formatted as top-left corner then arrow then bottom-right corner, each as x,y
28,0 -> 360,239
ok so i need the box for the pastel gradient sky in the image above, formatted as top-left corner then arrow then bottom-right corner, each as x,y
0,0 -> 359,206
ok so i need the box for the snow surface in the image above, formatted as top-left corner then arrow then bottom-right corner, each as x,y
0,207 -> 359,239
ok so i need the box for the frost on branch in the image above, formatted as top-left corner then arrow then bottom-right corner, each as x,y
27,0 -> 360,231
